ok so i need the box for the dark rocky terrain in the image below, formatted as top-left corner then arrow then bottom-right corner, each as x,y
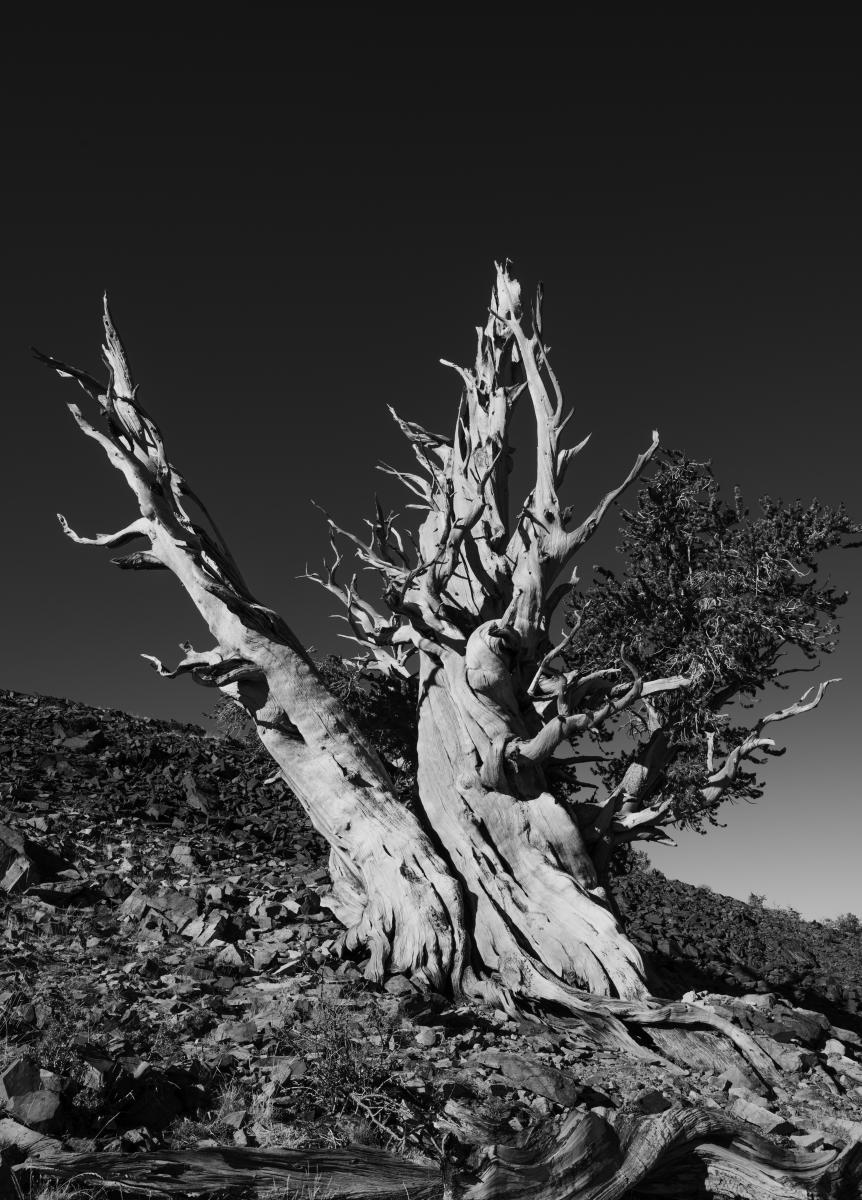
1,686 -> 861,1197
616,870 -> 862,1032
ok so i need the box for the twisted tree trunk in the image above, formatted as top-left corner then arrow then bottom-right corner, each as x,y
37,272 -> 834,1009
37,269 -> 854,1197
416,644 -> 647,999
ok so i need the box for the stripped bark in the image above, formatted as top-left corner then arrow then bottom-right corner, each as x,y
36,316 -> 466,993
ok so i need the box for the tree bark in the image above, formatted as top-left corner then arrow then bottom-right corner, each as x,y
416,644 -> 648,1000
17,1108 -> 862,1199
38,282 -> 660,1007
40,274 -> 838,1014
39,274 -> 860,1197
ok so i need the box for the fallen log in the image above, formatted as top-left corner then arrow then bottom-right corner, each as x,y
16,1106 -> 862,1199
14,1143 -> 444,1198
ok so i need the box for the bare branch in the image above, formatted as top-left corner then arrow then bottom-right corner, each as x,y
527,611 -> 581,696
57,514 -> 150,549
564,431 -> 660,555
512,669 -> 644,767
701,679 -> 839,807
111,551 -> 167,570
142,643 -> 264,688
376,461 -> 430,504
755,678 -> 839,732
556,432 -> 592,487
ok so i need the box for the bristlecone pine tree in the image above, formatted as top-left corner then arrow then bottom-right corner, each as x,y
38,266 -> 862,1198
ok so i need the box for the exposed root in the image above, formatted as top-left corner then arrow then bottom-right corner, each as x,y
455,1103 -> 862,1199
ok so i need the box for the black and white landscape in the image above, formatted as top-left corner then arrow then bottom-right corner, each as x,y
2,24 -> 861,1199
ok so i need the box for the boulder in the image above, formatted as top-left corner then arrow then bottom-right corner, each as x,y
769,1005 -> 830,1047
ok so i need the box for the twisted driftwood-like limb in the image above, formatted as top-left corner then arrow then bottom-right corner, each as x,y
455,1104 -> 862,1199
37,307 -> 468,994
17,1105 -> 862,1198
14,1144 -> 443,1198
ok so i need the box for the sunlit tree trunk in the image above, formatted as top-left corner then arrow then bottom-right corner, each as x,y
40,270 -> 850,1195
39,269 -> 831,1010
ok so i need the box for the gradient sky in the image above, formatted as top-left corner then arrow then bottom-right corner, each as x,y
4,29 -> 861,921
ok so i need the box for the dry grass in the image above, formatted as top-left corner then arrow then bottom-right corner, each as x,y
20,1182 -> 112,1200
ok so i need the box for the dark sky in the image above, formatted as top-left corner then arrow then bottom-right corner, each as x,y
4,28 -> 861,918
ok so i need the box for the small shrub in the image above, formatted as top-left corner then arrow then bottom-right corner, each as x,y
208,695 -> 260,748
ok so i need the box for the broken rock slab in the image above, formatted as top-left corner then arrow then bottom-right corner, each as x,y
0,823 -> 72,894
120,886 -> 200,931
0,1058 -> 40,1102
6,1090 -> 63,1135
476,1050 -> 582,1107
728,1097 -> 798,1136
0,1062 -> 64,1134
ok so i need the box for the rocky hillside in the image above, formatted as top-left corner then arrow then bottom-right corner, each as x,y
616,871 -> 862,1032
1,687 -> 861,1197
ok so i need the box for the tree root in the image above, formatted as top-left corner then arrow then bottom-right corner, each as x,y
454,1104 -> 862,1199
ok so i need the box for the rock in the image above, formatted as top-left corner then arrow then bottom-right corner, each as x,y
728,1086 -> 771,1107
741,992 -> 777,1010
8,1090 -> 63,1133
0,823 -> 70,894
119,886 -> 200,930
415,1027 -> 438,1048
170,842 -> 198,871
63,729 -> 106,752
634,1089 -> 672,1114
478,1050 -> 582,1107
824,1037 -> 847,1057
827,1116 -> 862,1144
155,890 -> 201,930
252,945 -> 278,971
827,1054 -> 862,1085
216,943 -> 245,969
752,1034 -> 817,1073
268,1056 -> 306,1084
729,1098 -> 797,1135
119,887 -> 151,919
791,1131 -> 828,1150
717,1064 -> 769,1095
0,1058 -> 40,1102
770,1005 -> 830,1047
215,1020 -> 258,1044
384,974 -> 417,996
81,1054 -> 116,1090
